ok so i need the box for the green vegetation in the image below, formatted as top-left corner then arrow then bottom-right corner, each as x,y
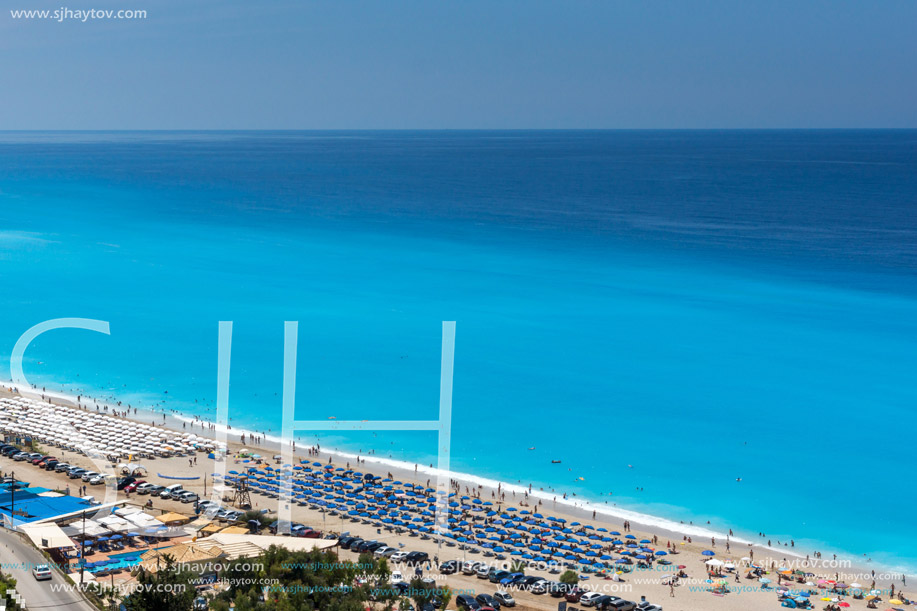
242,509 -> 272,529
109,545 -> 425,611
408,577 -> 451,611
0,571 -> 20,610
208,547 -> 401,611
560,569 -> 579,585
124,555 -> 197,611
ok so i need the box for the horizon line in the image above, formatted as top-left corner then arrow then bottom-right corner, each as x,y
1,127 -> 917,134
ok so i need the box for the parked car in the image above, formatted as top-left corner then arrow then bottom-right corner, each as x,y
593,595 -> 615,610
530,579 -> 550,594
343,538 -> 363,550
123,480 -> 146,493
493,591 -> 515,607
32,564 -> 52,581
81,471 -> 100,482
499,572 -> 524,586
202,505 -> 222,518
405,551 -> 428,566
372,546 -> 391,558
490,570 -> 510,583
475,593 -> 501,609
54,462 -> 72,472
88,474 -> 108,485
389,551 -> 408,563
476,564 -> 491,579
565,586 -> 585,602
13,452 -> 31,461
160,484 -> 183,499
1,447 -> 21,457
354,540 -> 377,553
117,477 -> 136,490
580,591 -> 603,607
68,468 -> 87,479
31,455 -> 50,466
455,594 -> 482,610
42,459 -> 59,471
37,456 -> 56,467
440,560 -> 459,574
144,484 -> 165,496
608,600 -> 637,611
338,536 -> 357,549
179,491 -> 199,503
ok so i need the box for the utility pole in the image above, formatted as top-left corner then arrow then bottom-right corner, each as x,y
80,510 -> 86,586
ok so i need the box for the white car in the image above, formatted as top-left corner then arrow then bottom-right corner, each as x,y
389,551 -> 408,563
160,484 -> 183,499
32,564 -> 52,580
580,591 -> 602,607
81,471 -> 100,482
494,591 -> 515,607
530,578 -> 549,594
373,546 -> 395,558
135,482 -> 155,494
203,505 -> 222,518
89,474 -> 107,485
389,570 -> 403,583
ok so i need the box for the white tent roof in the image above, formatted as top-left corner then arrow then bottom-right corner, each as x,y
20,523 -> 76,549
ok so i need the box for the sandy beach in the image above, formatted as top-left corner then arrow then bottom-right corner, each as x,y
0,384 -> 911,611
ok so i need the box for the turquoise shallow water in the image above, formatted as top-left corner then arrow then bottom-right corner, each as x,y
0,131 -> 915,572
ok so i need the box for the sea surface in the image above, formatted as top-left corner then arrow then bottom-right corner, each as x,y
0,130 -> 915,572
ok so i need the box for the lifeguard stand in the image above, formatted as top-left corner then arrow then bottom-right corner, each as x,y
232,475 -> 252,509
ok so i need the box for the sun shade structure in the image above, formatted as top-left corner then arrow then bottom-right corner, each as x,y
19,522 -> 76,549
155,511 -> 191,525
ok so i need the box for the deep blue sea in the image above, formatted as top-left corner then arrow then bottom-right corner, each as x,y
0,131 -> 915,571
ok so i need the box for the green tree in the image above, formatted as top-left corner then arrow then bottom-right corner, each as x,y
560,569 -> 579,585
439,585 -> 453,610
0,572 -> 18,609
124,555 -> 196,611
211,546 -> 399,611
409,576 -> 434,610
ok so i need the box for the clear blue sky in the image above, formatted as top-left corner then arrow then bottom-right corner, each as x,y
1,0 -> 915,129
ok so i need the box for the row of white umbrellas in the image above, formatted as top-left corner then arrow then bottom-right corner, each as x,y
0,397 -> 226,459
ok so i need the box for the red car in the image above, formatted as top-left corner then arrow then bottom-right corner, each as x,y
32,455 -> 53,466
37,457 -> 57,467
123,480 -> 146,493
565,586 -> 584,603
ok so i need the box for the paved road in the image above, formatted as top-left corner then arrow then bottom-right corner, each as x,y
0,527 -> 98,611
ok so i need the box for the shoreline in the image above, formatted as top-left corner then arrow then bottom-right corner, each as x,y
4,379 -> 913,584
